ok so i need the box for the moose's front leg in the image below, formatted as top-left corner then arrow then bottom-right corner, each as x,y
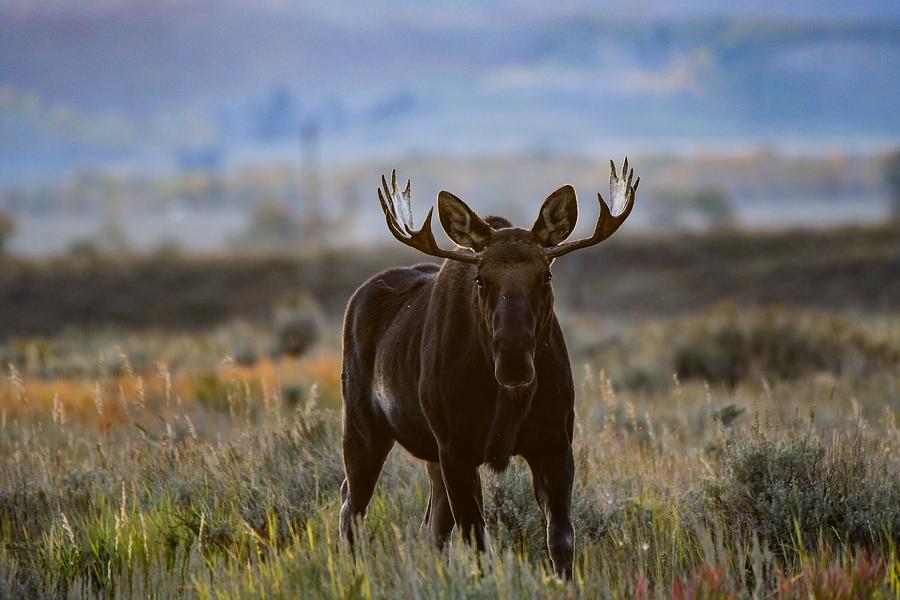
525,437 -> 575,578
439,450 -> 487,551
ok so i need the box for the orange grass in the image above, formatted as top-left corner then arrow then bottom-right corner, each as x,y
1,351 -> 344,431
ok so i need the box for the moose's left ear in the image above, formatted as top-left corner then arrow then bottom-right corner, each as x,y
532,185 -> 578,247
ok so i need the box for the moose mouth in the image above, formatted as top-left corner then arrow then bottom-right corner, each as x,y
493,351 -> 535,389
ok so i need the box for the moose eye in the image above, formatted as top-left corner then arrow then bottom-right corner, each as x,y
543,272 -> 552,284
475,276 -> 484,288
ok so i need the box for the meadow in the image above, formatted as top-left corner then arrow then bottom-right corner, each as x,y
1,226 -> 899,598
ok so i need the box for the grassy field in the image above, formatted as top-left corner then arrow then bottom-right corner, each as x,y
2,299 -> 899,597
1,224 -> 899,597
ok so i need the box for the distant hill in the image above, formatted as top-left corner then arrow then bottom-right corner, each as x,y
2,223 -> 898,334
2,2 -> 899,181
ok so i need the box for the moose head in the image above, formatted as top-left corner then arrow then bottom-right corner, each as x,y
378,160 -> 639,389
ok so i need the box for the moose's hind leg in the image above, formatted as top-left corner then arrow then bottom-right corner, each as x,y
339,412 -> 393,547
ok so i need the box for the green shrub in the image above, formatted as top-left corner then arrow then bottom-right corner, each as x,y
672,308 -> 899,385
697,429 -> 900,556
272,292 -> 322,358
232,344 -> 259,367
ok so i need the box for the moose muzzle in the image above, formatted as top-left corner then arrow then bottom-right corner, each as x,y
491,295 -> 537,388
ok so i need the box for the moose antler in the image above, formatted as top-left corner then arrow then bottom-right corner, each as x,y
377,170 -> 481,264
544,158 -> 639,259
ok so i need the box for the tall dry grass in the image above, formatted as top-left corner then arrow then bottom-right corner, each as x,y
1,308 -> 898,598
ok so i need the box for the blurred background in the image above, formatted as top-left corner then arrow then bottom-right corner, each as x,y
4,5 -> 900,595
1,0 -> 899,374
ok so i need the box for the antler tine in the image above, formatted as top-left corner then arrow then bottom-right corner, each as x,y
377,171 -> 481,264
544,158 -> 638,259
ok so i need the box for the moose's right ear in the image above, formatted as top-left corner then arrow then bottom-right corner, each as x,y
438,191 -> 492,251
532,185 -> 578,247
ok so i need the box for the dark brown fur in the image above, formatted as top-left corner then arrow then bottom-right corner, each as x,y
339,167 -> 638,578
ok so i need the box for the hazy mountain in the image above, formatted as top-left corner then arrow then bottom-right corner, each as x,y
2,1 -> 899,182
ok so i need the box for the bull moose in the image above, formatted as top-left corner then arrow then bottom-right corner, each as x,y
339,160 -> 639,577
